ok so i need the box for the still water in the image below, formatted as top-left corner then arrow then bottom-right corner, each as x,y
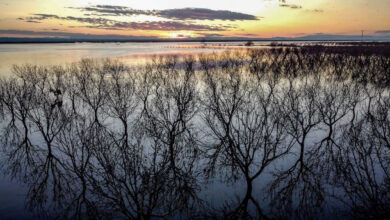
0,43 -> 388,219
0,42 -> 261,76
0,42 -> 253,219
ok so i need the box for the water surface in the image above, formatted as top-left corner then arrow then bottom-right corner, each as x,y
0,42 -> 260,76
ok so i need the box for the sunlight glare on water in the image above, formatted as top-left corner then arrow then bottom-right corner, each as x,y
0,42 -> 259,76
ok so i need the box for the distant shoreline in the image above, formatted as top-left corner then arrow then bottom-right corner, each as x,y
1,38 -> 389,44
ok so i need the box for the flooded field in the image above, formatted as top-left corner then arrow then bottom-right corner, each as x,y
0,42 -> 274,76
0,43 -> 390,219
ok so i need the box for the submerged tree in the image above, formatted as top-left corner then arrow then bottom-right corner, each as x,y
200,53 -> 292,219
0,45 -> 389,219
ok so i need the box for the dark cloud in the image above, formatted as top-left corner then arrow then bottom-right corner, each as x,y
0,29 -> 156,39
22,14 -> 112,27
279,4 -> 302,9
17,14 -> 59,24
30,14 -> 61,20
18,17 -> 42,23
25,20 -> 41,23
157,8 -> 258,21
20,14 -> 229,31
69,5 -> 150,17
92,21 -> 227,31
72,5 -> 259,21
17,5 -> 256,32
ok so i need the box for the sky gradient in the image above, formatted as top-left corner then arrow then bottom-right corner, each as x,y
0,0 -> 389,39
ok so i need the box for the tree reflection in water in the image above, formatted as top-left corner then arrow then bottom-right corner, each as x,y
1,45 -> 390,219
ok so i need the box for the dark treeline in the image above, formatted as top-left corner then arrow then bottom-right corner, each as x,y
0,47 -> 389,219
247,45 -> 390,86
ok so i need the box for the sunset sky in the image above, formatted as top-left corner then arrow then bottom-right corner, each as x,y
0,0 -> 389,39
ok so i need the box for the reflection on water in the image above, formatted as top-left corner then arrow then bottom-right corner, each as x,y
0,45 -> 390,219
0,42 -> 260,76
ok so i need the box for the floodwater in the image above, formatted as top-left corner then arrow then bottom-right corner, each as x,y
0,41 -> 257,219
0,42 -> 389,219
0,42 -> 265,76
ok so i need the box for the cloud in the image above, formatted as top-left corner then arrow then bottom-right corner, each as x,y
0,29 -> 156,39
18,17 -> 42,23
157,8 -> 258,21
25,20 -> 41,23
92,21 -> 228,31
20,14 -> 229,31
70,5 -> 150,17
72,5 -> 259,21
31,14 -> 61,20
279,4 -> 302,9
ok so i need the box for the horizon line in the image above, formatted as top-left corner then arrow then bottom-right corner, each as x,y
1,35 -> 390,44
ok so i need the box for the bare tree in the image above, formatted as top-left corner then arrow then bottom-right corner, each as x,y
200,52 -> 292,218
140,56 -> 200,209
269,75 -> 323,219
1,44 -> 390,219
